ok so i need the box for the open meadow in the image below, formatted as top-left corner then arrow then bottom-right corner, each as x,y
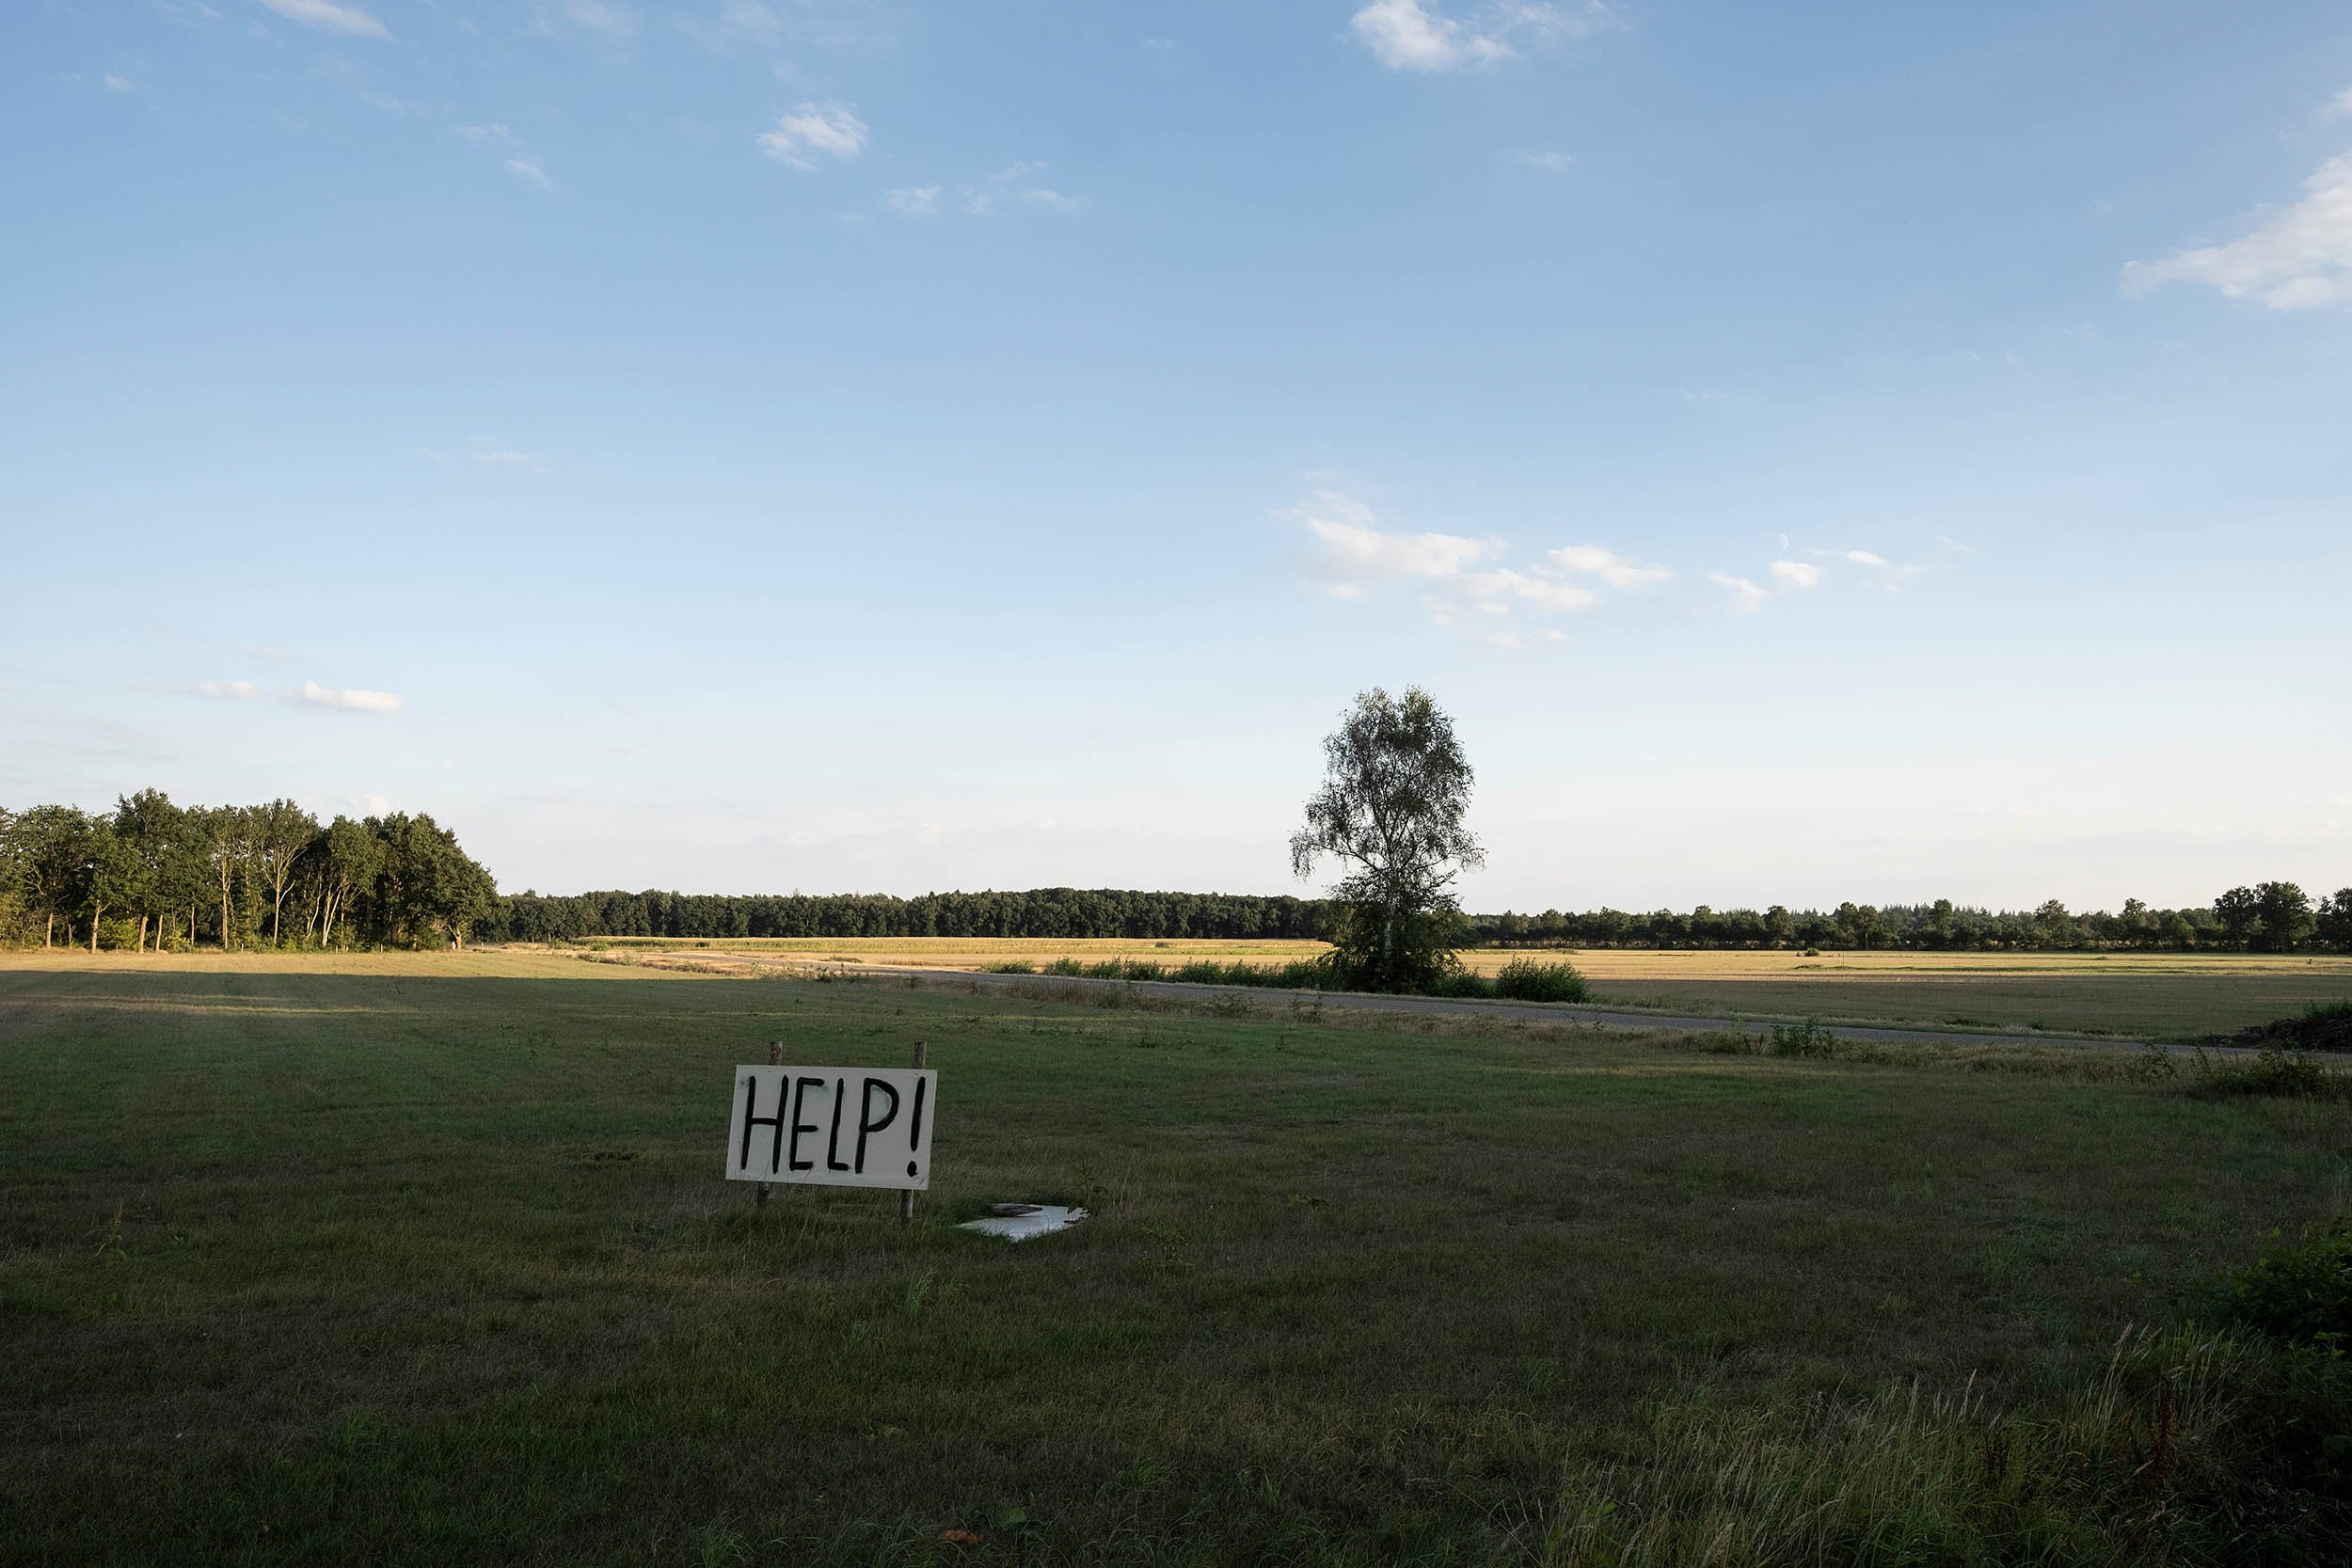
578,938 -> 2352,1041
4,949 -> 2349,1565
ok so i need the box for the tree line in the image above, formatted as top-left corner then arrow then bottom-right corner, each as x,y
484,886 -> 1332,944
5,791 -> 2347,956
1469,885 -> 2352,954
0,792 -> 496,951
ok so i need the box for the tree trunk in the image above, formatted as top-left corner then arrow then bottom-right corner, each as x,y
43,912 -> 54,948
89,904 -> 103,953
137,914 -> 149,953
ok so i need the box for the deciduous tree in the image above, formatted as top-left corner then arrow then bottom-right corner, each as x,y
1290,687 -> 1483,991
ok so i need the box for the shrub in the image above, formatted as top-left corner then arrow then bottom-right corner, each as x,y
1427,971 -> 1494,999
1492,958 -> 1590,1003
2223,1220 -> 2352,1348
984,960 -> 1036,974
1042,958 -> 1085,976
2189,1046 -> 2342,1101
1172,959 -> 1228,985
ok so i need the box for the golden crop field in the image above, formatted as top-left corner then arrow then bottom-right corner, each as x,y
575,936 -> 2352,1040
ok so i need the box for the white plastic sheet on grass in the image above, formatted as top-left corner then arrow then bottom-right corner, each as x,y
957,1203 -> 1089,1242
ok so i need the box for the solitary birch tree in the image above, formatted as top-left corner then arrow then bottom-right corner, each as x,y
1290,686 -> 1482,991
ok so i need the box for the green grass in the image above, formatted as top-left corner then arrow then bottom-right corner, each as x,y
2,954 -> 2348,1564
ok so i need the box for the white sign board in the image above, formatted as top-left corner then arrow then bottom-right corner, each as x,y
726,1066 -> 935,1190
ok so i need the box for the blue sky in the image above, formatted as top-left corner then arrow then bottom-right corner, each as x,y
4,0 -> 2348,911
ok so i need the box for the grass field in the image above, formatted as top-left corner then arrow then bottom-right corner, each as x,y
4,950 -> 2348,1564
576,937 -> 2352,1040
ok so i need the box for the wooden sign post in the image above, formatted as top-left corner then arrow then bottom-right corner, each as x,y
899,1040 -> 927,1228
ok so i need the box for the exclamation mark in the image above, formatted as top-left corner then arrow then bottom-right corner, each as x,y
905,1076 -> 928,1178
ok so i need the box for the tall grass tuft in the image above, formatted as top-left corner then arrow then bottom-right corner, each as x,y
1524,1329 -> 2319,1567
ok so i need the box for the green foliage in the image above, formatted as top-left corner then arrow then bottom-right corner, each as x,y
1492,957 -> 1590,1002
2223,1221 -> 2352,1349
2188,1046 -> 2344,1101
1291,687 -> 1483,992
982,960 -> 1037,974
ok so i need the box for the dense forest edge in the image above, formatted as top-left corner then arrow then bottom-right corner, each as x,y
3,791 -> 2348,954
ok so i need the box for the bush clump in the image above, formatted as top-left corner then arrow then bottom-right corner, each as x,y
2224,1220 -> 2352,1349
1492,958 -> 1590,1003
2189,1046 -> 2344,1101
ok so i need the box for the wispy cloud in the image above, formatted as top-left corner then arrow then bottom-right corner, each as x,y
548,0 -> 636,38
473,448 -> 548,473
1708,572 -> 1770,612
697,0 -> 781,47
505,154 -> 551,188
883,184 -> 941,217
192,679 -> 259,699
293,680 -> 402,715
1295,491 -> 1500,583
1292,487 -> 1657,647
256,0 -> 389,40
2124,143 -> 2352,310
104,74 -> 135,91
2329,85 -> 2352,118
1548,545 -> 1669,586
1768,560 -> 1821,589
1811,548 -> 1889,567
1513,150 -> 1574,173
962,162 -> 1081,215
459,122 -> 517,147
1350,0 -> 1614,72
1455,568 -> 1597,613
757,102 -> 867,169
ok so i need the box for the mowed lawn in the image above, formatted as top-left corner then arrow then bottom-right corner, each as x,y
592,937 -> 2352,1039
2,951 -> 2345,1565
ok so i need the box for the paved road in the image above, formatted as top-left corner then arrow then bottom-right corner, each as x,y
847,963 -> 2201,1053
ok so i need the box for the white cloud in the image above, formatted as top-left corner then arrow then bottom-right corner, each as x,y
193,679 -> 258,699
1294,489 -> 1633,642
1548,544 -> 1670,586
1769,560 -> 1820,589
1809,547 -> 1887,567
294,681 -> 402,714
2123,150 -> 2352,309
963,162 -> 1081,216
708,0 -> 782,45
1458,568 -> 1598,612
553,0 -> 635,37
505,154 -> 551,188
459,123 -> 518,147
1515,150 -> 1574,173
104,74 -> 134,91
883,184 -> 941,216
352,792 -> 393,815
1709,572 -> 1770,612
2329,86 -> 2352,118
256,0 -> 388,39
1350,0 -> 1613,72
1295,491 -> 1499,581
757,103 -> 867,169
474,449 -> 547,472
